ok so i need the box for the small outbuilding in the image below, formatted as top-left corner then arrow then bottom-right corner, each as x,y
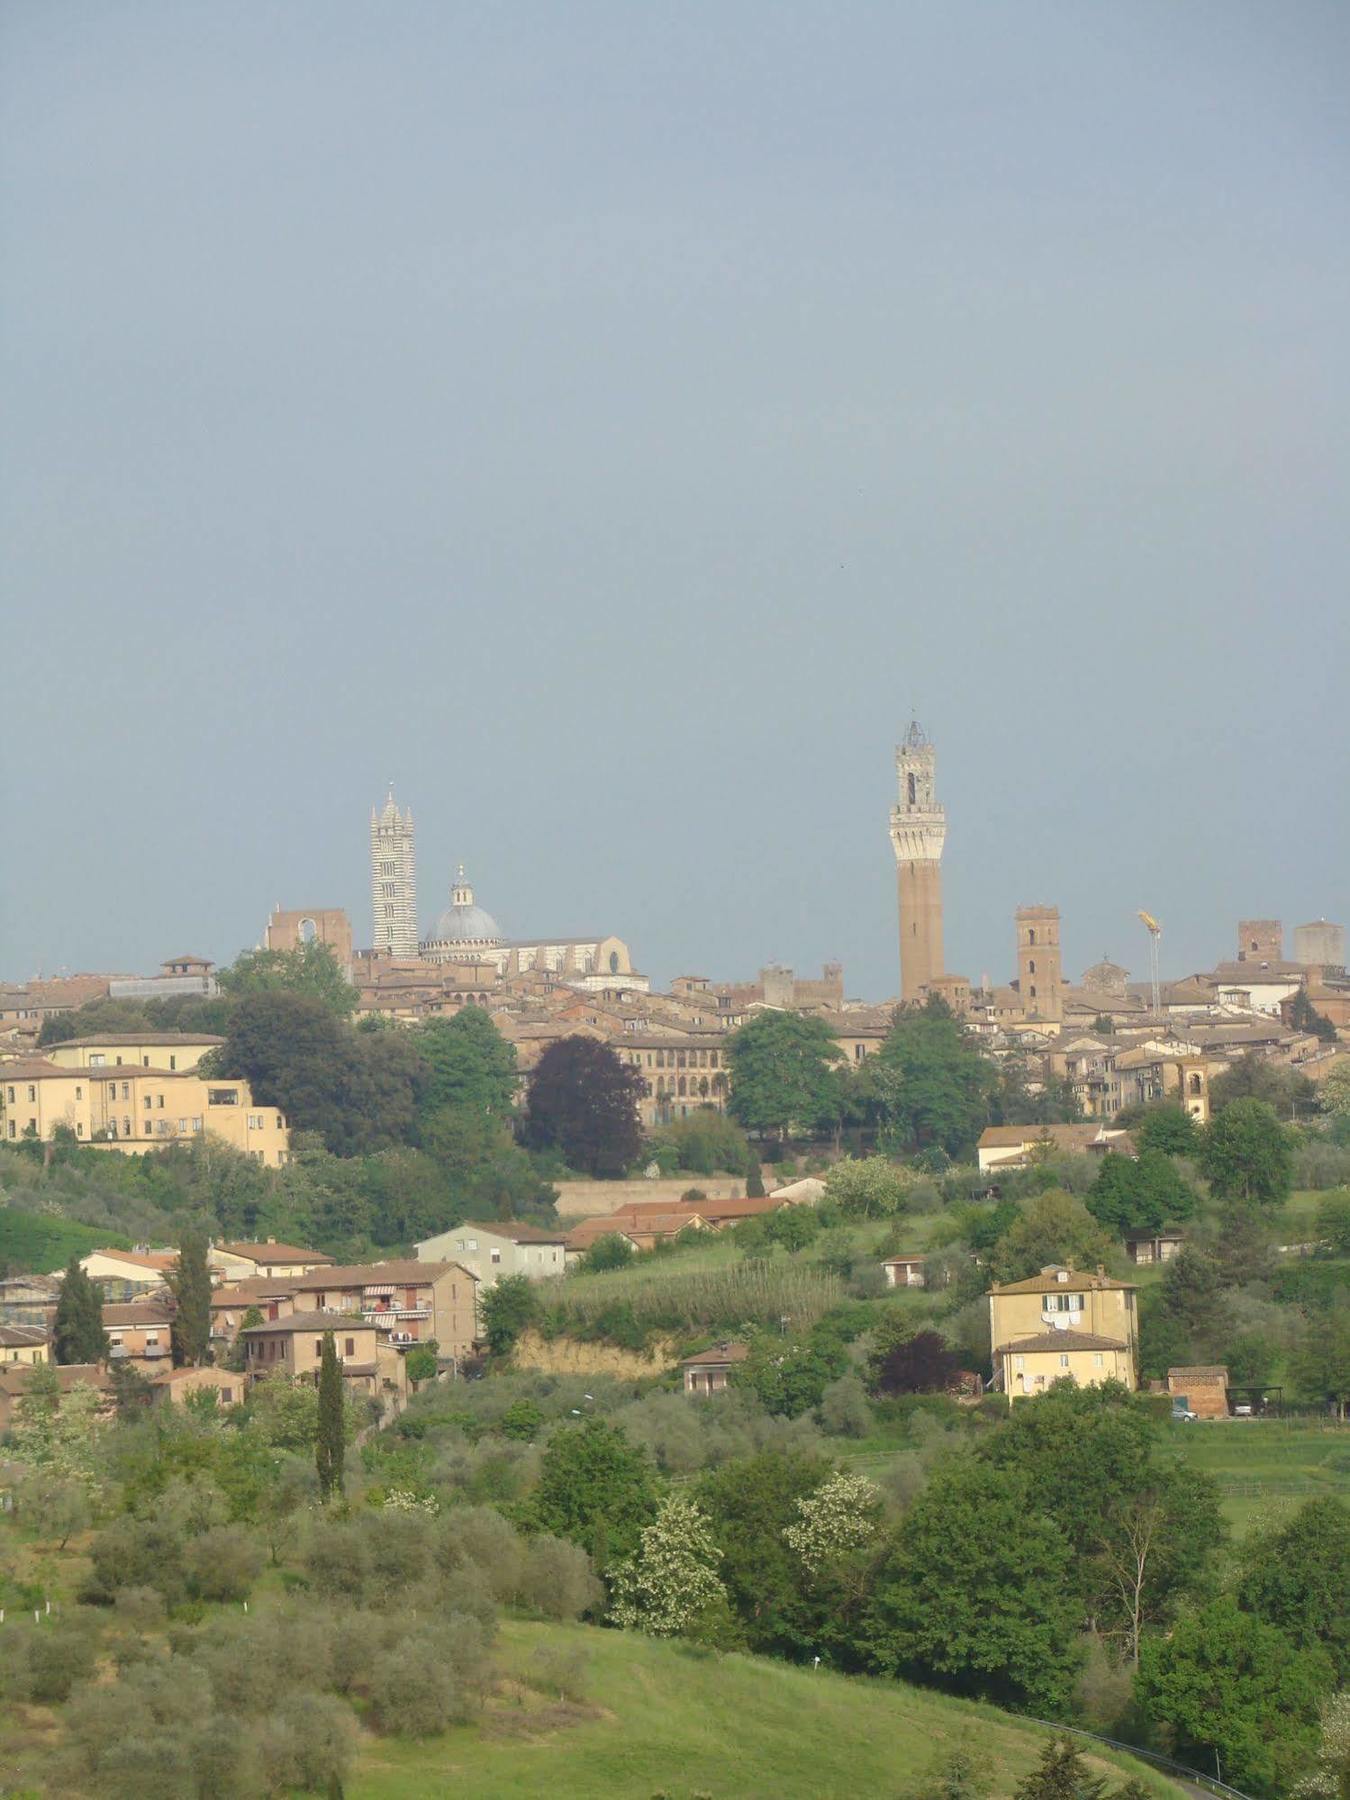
680,1341 -> 749,1397
1167,1365 -> 1229,1419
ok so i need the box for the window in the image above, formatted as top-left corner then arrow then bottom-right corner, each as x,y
157,1094 -> 165,1108
207,1089 -> 239,1106
144,1096 -> 152,1110
1028,960 -> 1036,975
143,1121 -> 152,1136
1014,1355 -> 1025,1370
121,1082 -> 129,1100
76,1123 -> 83,1136
123,1117 -> 131,1135
345,1338 -> 355,1357
1029,985 -> 1037,999
907,772 -> 916,804
76,1086 -> 83,1099
314,1339 -> 323,1358
384,904 -> 394,918
178,1119 -> 187,1132
1093,1353 -> 1104,1368
5,1087 -> 12,1104
1028,928 -> 1036,945
1060,1353 -> 1070,1369
143,1056 -> 150,1067
89,1054 -> 105,1067
27,1085 -> 35,1103
169,1056 -> 177,1071
490,1249 -> 502,1264
6,1121 -> 14,1139
381,881 -> 395,897
220,1387 -> 233,1404
381,860 -> 395,875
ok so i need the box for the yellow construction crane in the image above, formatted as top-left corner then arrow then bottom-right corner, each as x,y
1138,911 -> 1162,1017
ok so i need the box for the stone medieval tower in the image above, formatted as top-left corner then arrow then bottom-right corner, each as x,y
1015,904 -> 1063,1023
890,722 -> 946,1002
370,788 -> 418,957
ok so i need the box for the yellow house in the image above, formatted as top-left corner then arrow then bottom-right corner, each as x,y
0,1324 -> 50,1366
41,1031 -> 224,1074
1,1057 -> 289,1166
209,1240 -> 333,1282
988,1265 -> 1138,1402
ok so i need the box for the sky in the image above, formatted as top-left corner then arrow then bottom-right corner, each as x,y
3,2 -> 1347,999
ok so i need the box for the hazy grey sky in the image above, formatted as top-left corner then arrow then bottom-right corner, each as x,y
3,3 -> 1347,997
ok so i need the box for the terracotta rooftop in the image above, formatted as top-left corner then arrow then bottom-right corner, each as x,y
1167,1365 -> 1229,1380
990,1267 -> 1136,1295
42,1032 -> 224,1049
215,1241 -> 333,1264
101,1302 -> 176,1326
681,1341 -> 751,1367
291,1259 -> 474,1289
241,1309 -> 388,1335
453,1221 -> 568,1244
995,1330 -> 1129,1354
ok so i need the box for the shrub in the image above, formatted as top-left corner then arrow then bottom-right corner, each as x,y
183,1525 -> 264,1603
256,1691 -> 357,1793
437,1504 -> 526,1603
84,1514 -> 188,1608
9,1623 -> 99,1702
520,1534 -> 604,1620
367,1634 -> 468,1735
816,1372 -> 873,1438
526,1642 -> 590,1703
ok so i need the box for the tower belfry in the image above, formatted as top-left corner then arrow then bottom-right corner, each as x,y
890,722 -> 946,1002
370,787 -> 418,958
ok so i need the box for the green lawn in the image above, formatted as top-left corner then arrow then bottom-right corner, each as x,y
1167,1417 -> 1350,1535
0,1205 -> 124,1275
350,1619 -> 1182,1800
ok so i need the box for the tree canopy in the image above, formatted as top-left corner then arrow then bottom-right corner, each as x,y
522,1037 -> 644,1177
867,997 -> 995,1158
725,1011 -> 845,1139
1086,1149 -> 1196,1237
1200,1098 -> 1294,1209
52,1257 -> 108,1366
216,941 -> 356,1017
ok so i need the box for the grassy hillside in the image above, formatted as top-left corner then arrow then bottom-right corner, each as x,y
1167,1417 -> 1350,1535
0,1205 -> 125,1274
351,1619 -> 1181,1800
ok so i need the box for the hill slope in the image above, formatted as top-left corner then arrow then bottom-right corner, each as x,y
352,1619 -> 1182,1800
0,1205 -> 125,1274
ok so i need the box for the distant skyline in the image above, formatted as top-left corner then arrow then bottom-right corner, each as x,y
3,4 -> 1347,995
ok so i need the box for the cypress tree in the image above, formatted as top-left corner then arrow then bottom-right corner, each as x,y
744,1143 -> 766,1199
53,1257 -> 108,1365
168,1230 -> 213,1367
316,1331 -> 345,1501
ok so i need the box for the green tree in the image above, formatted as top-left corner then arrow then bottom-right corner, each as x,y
1289,1302 -> 1350,1414
52,1255 -> 108,1365
1237,1497 -> 1350,1683
734,1325 -> 851,1418
167,1229 -> 212,1366
415,1007 -> 518,1120
824,1155 -> 912,1218
1138,1246 -> 1227,1379
315,1332 -> 345,1501
480,1273 -> 541,1358
1320,1061 -> 1350,1118
1136,1596 -> 1332,1796
1086,1150 -> 1195,1237
1314,1189 -> 1350,1255
216,940 -> 356,1016
725,1011 -> 846,1140
608,1495 -> 728,1637
1133,1104 -> 1199,1156
1013,1736 -> 1107,1800
1287,987 -> 1338,1044
1209,1052 -> 1314,1119
865,1458 -> 1082,1712
582,1232 -> 636,1272
866,996 -> 995,1158
987,1190 -> 1117,1284
697,1449 -> 830,1657
404,1341 -> 439,1385
531,1417 -> 659,1567
745,1142 -> 766,1197
1201,1098 -> 1294,1208
522,1037 -> 644,1177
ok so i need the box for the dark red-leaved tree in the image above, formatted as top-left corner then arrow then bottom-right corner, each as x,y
871,1329 -> 962,1396
522,1036 -> 645,1178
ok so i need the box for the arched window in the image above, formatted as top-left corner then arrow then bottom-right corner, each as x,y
298,917 -> 318,944
1029,928 -> 1037,946
1028,960 -> 1036,975
609,950 -> 620,974
1029,985 -> 1037,999
678,1078 -> 687,1097
907,772 -> 917,805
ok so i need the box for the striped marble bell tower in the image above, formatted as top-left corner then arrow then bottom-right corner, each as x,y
370,787 -> 418,957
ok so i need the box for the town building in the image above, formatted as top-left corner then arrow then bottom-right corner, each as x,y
109,955 -> 218,1001
680,1341 -> 749,1396
287,1259 -> 479,1358
975,1122 -> 1134,1174
0,1364 -> 113,1433
0,1324 -> 49,1366
1167,1365 -> 1229,1419
151,1365 -> 246,1408
1,1059 -> 289,1165
890,721 -> 947,1003
209,1240 -> 333,1282
103,1301 -> 176,1373
41,1031 -> 223,1074
240,1311 -> 407,1407
988,1265 -> 1138,1401
79,1248 -> 177,1298
413,1221 -> 567,1290
264,907 -> 354,976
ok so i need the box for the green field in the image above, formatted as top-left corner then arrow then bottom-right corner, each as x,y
0,1205 -> 125,1275
350,1619 -> 1181,1800
1167,1417 -> 1350,1535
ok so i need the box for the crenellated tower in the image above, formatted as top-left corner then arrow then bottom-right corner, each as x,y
370,788 -> 418,957
890,722 -> 946,1002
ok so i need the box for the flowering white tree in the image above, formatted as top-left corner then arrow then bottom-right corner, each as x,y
1296,1692 -> 1350,1799
608,1495 -> 726,1637
784,1470 -> 882,1573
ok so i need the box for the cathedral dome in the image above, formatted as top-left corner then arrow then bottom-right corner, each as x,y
421,866 -> 504,962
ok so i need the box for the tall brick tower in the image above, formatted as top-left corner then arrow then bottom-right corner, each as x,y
1015,904 -> 1063,1023
890,722 -> 946,1002
370,788 -> 418,958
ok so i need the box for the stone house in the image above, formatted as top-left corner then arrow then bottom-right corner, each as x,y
988,1265 -> 1139,1401
881,1255 -> 927,1289
288,1260 -> 479,1358
240,1310 -> 407,1406
102,1302 -> 176,1373
208,1279 -> 299,1355
976,1123 -> 1135,1174
0,1324 -> 49,1366
151,1365 -> 246,1408
0,1363 -> 113,1433
681,1342 -> 749,1396
1123,1230 -> 1186,1266
210,1240 -> 333,1282
413,1221 -> 567,1291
